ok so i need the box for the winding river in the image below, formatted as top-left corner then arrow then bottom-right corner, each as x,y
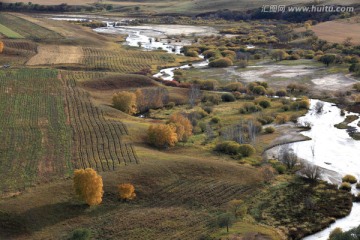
51,17 -> 360,239
96,23 -> 360,240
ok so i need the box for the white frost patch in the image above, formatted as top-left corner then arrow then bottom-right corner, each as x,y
311,74 -> 356,90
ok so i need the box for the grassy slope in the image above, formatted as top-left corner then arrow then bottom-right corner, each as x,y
0,146 -> 270,240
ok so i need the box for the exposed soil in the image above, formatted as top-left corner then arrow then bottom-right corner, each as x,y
26,45 -> 83,65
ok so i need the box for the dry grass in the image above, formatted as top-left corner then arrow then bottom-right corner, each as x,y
299,19 -> 360,45
0,146 -> 265,240
27,45 -> 84,65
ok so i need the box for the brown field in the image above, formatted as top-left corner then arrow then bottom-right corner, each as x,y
301,19 -> 360,45
27,45 -> 84,65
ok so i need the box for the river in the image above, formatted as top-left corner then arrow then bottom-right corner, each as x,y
51,17 -> 360,239
96,22 -> 360,240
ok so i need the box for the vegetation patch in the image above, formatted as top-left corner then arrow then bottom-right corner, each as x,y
250,177 -> 352,240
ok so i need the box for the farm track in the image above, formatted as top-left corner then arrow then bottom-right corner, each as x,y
61,71 -> 140,172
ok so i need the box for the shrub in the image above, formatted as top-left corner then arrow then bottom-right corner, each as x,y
264,126 -> 275,134
357,183 -> 360,189
112,91 -> 137,114
73,168 -> 104,206
291,98 -> 310,110
202,93 -> 221,105
276,89 -> 287,97
275,114 -> 290,124
239,102 -> 262,114
253,86 -> 266,95
168,113 -> 193,142
215,141 -> 241,155
342,174 -> 357,184
211,117 -> 221,124
202,106 -> 213,114
221,93 -> 236,102
209,57 -> 233,68
118,183 -> 136,201
339,182 -> 351,191
70,228 -> 92,240
148,124 -> 178,148
329,228 -> 343,239
166,102 -> 176,109
223,82 -> 243,92
185,50 -> 199,57
274,164 -> 286,174
353,83 -> 360,92
259,100 -> 271,108
238,144 -> 256,157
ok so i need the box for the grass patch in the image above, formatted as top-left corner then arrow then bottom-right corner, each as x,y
0,23 -> 24,39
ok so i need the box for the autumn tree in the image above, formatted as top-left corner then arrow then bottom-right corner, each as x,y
73,168 -> 104,206
0,41 -> 3,53
168,113 -> 193,142
118,183 -> 136,201
271,50 -> 288,61
112,91 -> 137,114
148,124 -> 178,148
227,199 -> 247,219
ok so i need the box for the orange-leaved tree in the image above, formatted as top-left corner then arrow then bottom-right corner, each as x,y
168,113 -> 193,142
0,41 -> 4,53
148,124 -> 178,148
73,168 -> 104,206
112,91 -> 137,114
118,183 -> 136,201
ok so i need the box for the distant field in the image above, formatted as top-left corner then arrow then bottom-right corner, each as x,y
0,13 -> 62,40
2,0 -> 359,13
0,68 -> 72,192
310,20 -> 360,45
0,23 -> 24,39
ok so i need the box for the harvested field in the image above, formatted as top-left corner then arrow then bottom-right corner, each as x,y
27,45 -> 83,66
304,20 -> 360,45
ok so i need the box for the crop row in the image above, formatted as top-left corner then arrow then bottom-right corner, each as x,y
82,47 -> 176,73
0,69 -> 72,192
62,71 -> 139,171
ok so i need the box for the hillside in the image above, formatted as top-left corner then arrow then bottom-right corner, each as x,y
2,0 -> 360,14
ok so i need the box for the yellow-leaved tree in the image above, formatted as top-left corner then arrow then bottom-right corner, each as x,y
112,91 -> 137,115
73,168 -> 104,206
148,124 -> 178,148
0,41 -> 4,53
118,183 -> 136,201
168,113 -> 193,142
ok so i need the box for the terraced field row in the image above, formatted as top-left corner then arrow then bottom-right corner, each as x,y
2,39 -> 37,57
0,13 -> 62,40
62,71 -> 139,171
82,47 -> 176,73
0,69 -> 72,192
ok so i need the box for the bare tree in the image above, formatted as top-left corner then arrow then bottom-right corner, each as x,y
315,101 -> 324,114
278,145 -> 298,169
300,162 -> 322,181
189,84 -> 200,108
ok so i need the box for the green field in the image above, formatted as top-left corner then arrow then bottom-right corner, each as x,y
0,68 -> 72,192
0,23 -> 24,39
0,13 -> 62,40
